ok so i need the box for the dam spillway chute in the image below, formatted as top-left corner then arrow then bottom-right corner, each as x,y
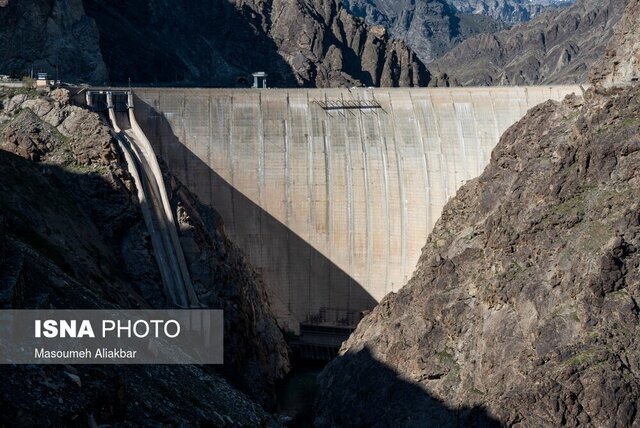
100,90 -> 200,309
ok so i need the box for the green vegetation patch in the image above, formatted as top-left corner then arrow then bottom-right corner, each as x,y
545,191 -> 588,220
563,349 -> 599,367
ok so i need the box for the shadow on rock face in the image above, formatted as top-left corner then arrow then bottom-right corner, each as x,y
315,347 -> 502,428
0,136 -> 279,427
83,0 -> 297,86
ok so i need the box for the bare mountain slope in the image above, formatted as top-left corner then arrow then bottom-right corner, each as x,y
590,0 -> 640,85
0,0 -> 107,82
429,0 -> 626,86
341,0 -> 506,64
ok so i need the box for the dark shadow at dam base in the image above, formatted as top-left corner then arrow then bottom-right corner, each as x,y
315,347 -> 503,428
134,96 -> 378,330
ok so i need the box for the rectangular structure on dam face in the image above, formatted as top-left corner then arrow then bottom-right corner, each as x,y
132,86 -> 580,332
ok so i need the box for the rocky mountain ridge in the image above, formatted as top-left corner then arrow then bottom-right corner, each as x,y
341,0 -> 506,64
0,0 -> 107,83
429,0 -> 626,86
0,0 -> 427,87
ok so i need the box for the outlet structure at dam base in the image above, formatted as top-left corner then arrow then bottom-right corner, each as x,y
104,86 -> 579,332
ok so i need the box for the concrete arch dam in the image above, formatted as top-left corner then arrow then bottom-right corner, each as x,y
132,86 -> 580,331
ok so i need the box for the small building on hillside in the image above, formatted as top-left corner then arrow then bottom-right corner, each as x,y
36,72 -> 50,89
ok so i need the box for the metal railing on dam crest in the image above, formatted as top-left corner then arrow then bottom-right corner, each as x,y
125,85 -> 580,333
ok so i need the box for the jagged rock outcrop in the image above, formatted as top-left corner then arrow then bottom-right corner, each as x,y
429,0 -> 626,86
340,0 -> 506,64
590,0 -> 640,86
0,0 -> 107,82
317,83 -> 640,426
260,0 -> 428,87
87,0 -> 427,87
0,88 -> 288,423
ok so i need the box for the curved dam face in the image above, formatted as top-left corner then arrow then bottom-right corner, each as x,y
133,86 -> 580,330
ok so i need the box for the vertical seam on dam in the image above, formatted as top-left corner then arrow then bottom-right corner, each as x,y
258,92 -> 266,250
451,92 -> 467,191
229,93 -> 237,235
360,106 -> 373,293
207,96 -> 214,206
468,90 -> 485,174
410,92 -> 432,235
285,94 -> 292,228
430,95 -> 448,202
285,94 -> 293,314
322,111 -> 333,311
375,105 -> 391,295
489,92 -> 501,147
388,92 -> 408,287
181,93 -> 189,190
258,92 -> 265,208
305,90 -> 314,314
344,101 -> 355,315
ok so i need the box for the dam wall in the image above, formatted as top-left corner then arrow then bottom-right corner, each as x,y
132,86 -> 580,330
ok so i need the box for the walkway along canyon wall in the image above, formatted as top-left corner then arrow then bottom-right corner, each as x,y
132,86 -> 580,331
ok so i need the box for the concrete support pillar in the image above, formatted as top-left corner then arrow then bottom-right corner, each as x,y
86,91 -> 92,108
128,91 -> 134,110
106,91 -> 114,109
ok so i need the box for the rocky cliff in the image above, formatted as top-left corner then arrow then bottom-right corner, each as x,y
317,48 -> 640,428
0,0 -> 427,87
0,0 -> 107,82
0,87 -> 288,423
257,0 -> 428,87
429,0 -> 626,86
590,0 -> 640,86
341,0 -> 506,64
